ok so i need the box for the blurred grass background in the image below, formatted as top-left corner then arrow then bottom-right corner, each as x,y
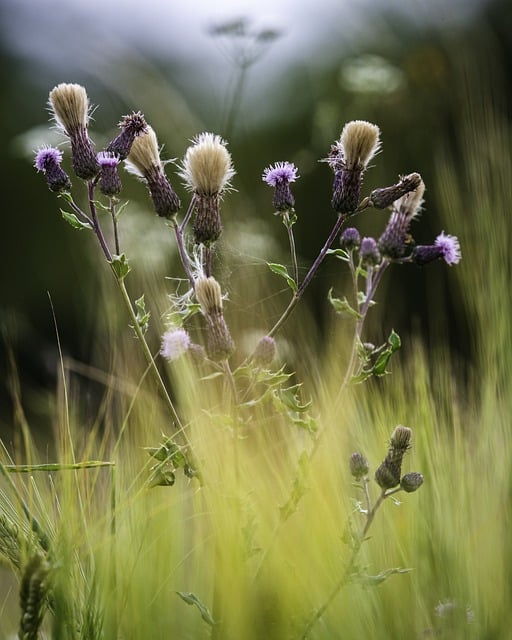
1,0 -> 512,637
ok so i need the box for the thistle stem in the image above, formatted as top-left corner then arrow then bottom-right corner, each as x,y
268,213 -> 346,338
170,219 -> 195,288
300,488 -> 391,639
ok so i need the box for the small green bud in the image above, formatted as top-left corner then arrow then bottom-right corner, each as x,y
400,472 -> 424,493
349,452 -> 370,480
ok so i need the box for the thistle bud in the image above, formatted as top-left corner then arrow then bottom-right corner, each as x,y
195,276 -> 223,315
369,173 -> 422,209
106,111 -> 148,160
34,146 -> 71,192
400,471 -> 424,493
48,83 -> 98,180
97,151 -> 122,196
179,132 -> 235,246
125,126 -> 180,218
349,452 -> 370,480
252,335 -> 277,368
359,237 -> 381,266
195,277 -> 234,361
328,120 -> 380,214
262,161 -> 299,211
375,425 -> 412,490
340,227 -> 361,251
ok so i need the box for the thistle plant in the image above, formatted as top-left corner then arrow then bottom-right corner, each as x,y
300,426 -> 424,639
16,80 -> 464,637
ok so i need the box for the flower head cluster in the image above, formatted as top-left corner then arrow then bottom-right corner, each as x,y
34,146 -> 71,193
125,126 -> 180,218
262,161 -> 299,211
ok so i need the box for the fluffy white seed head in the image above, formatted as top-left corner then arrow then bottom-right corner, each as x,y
396,178 -> 426,220
179,132 -> 235,195
195,276 -> 223,315
338,120 -> 381,170
124,126 -> 162,178
49,83 -> 90,134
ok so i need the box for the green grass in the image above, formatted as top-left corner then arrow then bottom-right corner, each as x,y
2,84 -> 512,639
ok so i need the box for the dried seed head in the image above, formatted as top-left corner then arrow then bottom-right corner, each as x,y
195,276 -> 223,315
400,471 -> 424,493
124,125 -> 162,178
125,126 -> 180,218
396,179 -> 425,221
49,83 -> 90,134
48,83 -> 98,179
349,452 -> 370,480
179,132 -> 235,195
338,120 -> 381,171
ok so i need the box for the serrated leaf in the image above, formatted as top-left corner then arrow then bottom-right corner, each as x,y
372,330 -> 401,376
268,262 -> 297,293
176,592 -> 215,626
60,210 -> 93,230
134,295 -> 150,334
388,329 -> 401,351
110,253 -> 131,280
328,289 -> 361,319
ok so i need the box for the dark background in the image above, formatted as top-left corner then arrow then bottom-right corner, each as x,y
1,0 -> 511,437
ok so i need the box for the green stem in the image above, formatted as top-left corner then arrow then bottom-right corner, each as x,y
267,213 -> 347,338
114,275 -> 190,446
300,488 -> 391,639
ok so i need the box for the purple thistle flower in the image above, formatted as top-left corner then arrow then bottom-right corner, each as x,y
359,236 -> 381,266
435,232 -> 461,265
262,161 -> 299,187
97,151 -> 122,196
34,145 -> 71,192
160,328 -> 191,362
340,227 -> 361,250
412,232 -> 461,267
262,161 -> 299,211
